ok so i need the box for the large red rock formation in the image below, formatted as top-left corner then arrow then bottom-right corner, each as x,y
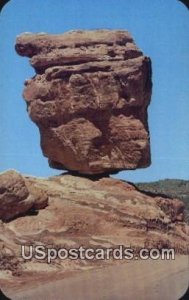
15,30 -> 152,174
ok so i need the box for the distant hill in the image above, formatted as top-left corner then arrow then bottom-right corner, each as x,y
135,179 -> 189,223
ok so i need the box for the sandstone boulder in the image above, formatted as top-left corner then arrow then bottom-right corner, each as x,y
0,170 -> 48,221
15,30 -> 152,174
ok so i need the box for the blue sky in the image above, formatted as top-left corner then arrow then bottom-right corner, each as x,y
0,0 -> 188,182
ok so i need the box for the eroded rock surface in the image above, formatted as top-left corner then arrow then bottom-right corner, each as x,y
0,170 -> 48,221
0,173 -> 188,292
15,30 -> 152,174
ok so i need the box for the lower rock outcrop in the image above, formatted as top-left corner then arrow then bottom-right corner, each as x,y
0,172 -> 188,292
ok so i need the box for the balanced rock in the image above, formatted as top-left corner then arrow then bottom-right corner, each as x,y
15,30 -> 152,174
0,170 -> 48,221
